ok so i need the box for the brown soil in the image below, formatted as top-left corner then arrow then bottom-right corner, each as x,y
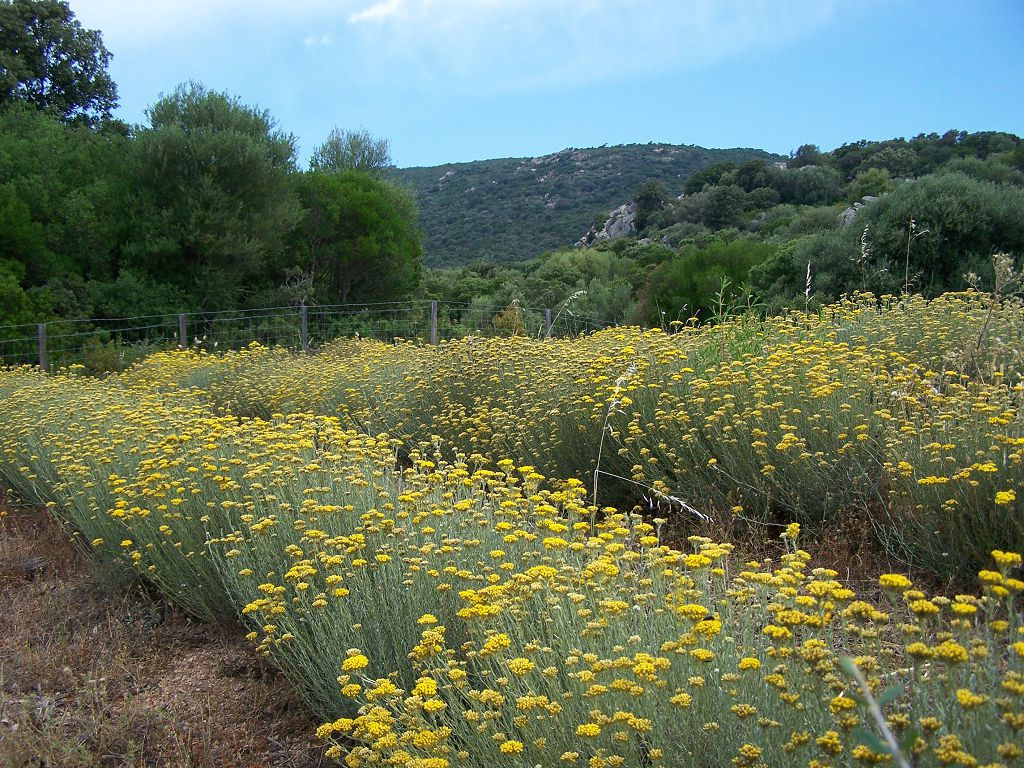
0,497 -> 327,768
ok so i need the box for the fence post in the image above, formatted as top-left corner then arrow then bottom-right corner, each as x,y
178,313 -> 187,350
37,322 -> 47,371
544,308 -> 553,338
430,300 -> 438,345
300,300 -> 309,354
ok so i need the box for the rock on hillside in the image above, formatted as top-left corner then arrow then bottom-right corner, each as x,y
838,195 -> 879,227
576,201 -> 638,247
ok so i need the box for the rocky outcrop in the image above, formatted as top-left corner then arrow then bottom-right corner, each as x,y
531,148 -> 590,166
576,202 -> 638,247
838,195 -> 878,227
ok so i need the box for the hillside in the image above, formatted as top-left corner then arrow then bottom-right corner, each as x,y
390,143 -> 782,266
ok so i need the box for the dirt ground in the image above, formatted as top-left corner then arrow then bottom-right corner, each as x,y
0,497 -> 327,768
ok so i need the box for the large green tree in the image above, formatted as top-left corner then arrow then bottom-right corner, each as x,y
521,247 -> 643,324
124,83 -> 301,308
699,185 -> 746,229
0,104 -> 128,320
633,179 -> 670,232
788,144 -> 823,168
292,170 -> 421,305
791,165 -> 844,206
0,184 -> 43,323
683,161 -> 736,195
0,0 -> 117,125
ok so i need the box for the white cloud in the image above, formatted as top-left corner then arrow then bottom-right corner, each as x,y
349,0 -> 407,24
304,33 -> 334,47
67,0 -> 844,96
342,0 -> 842,88
348,0 -> 544,25
68,0 -> 840,80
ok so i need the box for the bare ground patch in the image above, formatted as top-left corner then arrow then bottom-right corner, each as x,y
0,498 -> 327,768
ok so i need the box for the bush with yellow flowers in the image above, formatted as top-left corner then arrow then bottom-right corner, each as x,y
0,364 -> 249,618
0,289 -> 1022,767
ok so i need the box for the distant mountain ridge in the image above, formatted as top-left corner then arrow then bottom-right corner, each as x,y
389,143 -> 783,267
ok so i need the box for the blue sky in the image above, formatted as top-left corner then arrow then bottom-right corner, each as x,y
70,0 -> 1023,168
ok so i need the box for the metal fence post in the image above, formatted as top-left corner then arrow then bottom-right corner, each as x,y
300,300 -> 309,353
37,323 -> 47,370
430,301 -> 438,345
544,308 -> 553,338
178,313 -> 187,350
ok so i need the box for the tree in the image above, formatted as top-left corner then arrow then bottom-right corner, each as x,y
791,165 -> 843,206
683,161 -> 736,195
0,184 -> 44,323
310,127 -> 391,176
638,237 -> 776,324
956,131 -> 1019,160
748,230 -> 861,312
856,146 -> 919,178
855,172 -> 1024,295
733,159 -> 775,192
938,157 -> 1024,188
999,144 -> 1024,173
832,139 -> 873,178
633,179 -> 670,232
520,247 -> 643,324
744,186 -> 780,211
293,170 -> 421,304
845,167 -> 893,201
0,104 -> 128,317
0,0 -> 118,125
788,144 -> 823,168
123,83 -> 301,308
699,185 -> 745,229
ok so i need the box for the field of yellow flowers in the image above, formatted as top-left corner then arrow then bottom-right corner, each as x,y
1,290 -> 1022,767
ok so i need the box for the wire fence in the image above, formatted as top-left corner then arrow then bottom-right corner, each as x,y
0,300 -> 612,373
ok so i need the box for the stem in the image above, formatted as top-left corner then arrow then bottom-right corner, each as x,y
905,222 -> 911,295
846,659 -> 912,768
594,469 -> 711,523
592,362 -> 637,514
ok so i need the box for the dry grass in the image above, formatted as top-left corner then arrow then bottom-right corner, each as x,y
0,494 -> 327,768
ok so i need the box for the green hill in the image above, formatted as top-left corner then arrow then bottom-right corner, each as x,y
389,143 -> 783,267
